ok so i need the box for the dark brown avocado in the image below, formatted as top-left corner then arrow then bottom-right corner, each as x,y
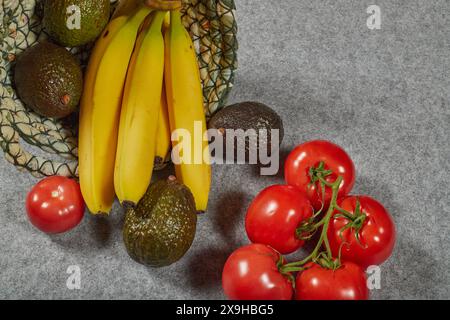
14,41 -> 83,119
208,101 -> 284,162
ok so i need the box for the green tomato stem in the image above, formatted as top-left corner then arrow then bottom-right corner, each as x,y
281,176 -> 343,271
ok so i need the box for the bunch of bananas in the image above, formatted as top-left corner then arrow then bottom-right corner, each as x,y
79,0 -> 211,215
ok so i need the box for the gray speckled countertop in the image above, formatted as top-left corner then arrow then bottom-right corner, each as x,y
0,0 -> 449,299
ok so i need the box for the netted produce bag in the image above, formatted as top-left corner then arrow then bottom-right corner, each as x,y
0,0 -> 237,178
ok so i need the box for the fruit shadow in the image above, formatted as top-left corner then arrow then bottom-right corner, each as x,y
184,247 -> 234,294
185,190 -> 248,291
373,235 -> 441,299
48,208 -> 115,252
86,213 -> 115,248
249,147 -> 291,182
211,190 -> 248,241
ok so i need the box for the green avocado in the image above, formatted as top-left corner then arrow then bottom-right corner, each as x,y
14,41 -> 83,119
123,178 -> 197,267
43,0 -> 110,47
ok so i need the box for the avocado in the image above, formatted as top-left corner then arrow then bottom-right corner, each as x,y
43,0 -> 110,47
208,101 -> 284,161
14,41 -> 83,119
123,177 -> 197,267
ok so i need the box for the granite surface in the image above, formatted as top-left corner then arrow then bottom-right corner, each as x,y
0,0 -> 449,299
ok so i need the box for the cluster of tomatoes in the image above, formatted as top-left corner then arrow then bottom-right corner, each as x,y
222,140 -> 396,300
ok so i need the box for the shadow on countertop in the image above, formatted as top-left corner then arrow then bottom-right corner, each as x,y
48,208 -> 120,252
211,190 -> 248,242
185,247 -> 234,291
185,190 -> 249,292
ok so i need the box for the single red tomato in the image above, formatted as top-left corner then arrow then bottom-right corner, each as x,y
327,196 -> 396,269
295,262 -> 368,300
284,140 -> 355,211
222,244 -> 293,300
26,176 -> 85,234
245,185 -> 313,254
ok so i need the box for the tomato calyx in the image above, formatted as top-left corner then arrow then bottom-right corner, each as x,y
334,197 -> 368,248
315,252 -> 341,270
295,162 -> 334,240
276,254 -> 296,286
308,161 -> 332,214
308,161 -> 333,186
295,217 -> 317,241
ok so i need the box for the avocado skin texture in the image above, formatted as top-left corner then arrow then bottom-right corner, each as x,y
14,41 -> 83,119
123,179 -> 197,268
208,101 -> 284,161
43,0 -> 110,47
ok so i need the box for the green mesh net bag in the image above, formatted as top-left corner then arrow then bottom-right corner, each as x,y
0,0 -> 237,178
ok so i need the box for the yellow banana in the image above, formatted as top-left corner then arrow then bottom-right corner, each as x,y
114,11 -> 166,207
80,2 -> 141,106
78,5 -> 152,214
164,10 -> 211,212
154,85 -> 171,169
154,11 -> 172,169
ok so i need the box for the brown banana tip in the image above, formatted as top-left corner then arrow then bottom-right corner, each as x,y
92,211 -> 110,217
122,200 -> 137,211
154,156 -> 163,165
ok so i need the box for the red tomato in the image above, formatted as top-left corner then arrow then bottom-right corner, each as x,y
245,185 -> 313,254
328,196 -> 396,269
285,140 -> 355,211
295,262 -> 368,300
26,176 -> 85,234
222,244 -> 293,300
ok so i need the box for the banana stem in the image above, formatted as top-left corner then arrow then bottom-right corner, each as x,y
145,0 -> 182,10
170,7 -> 182,26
